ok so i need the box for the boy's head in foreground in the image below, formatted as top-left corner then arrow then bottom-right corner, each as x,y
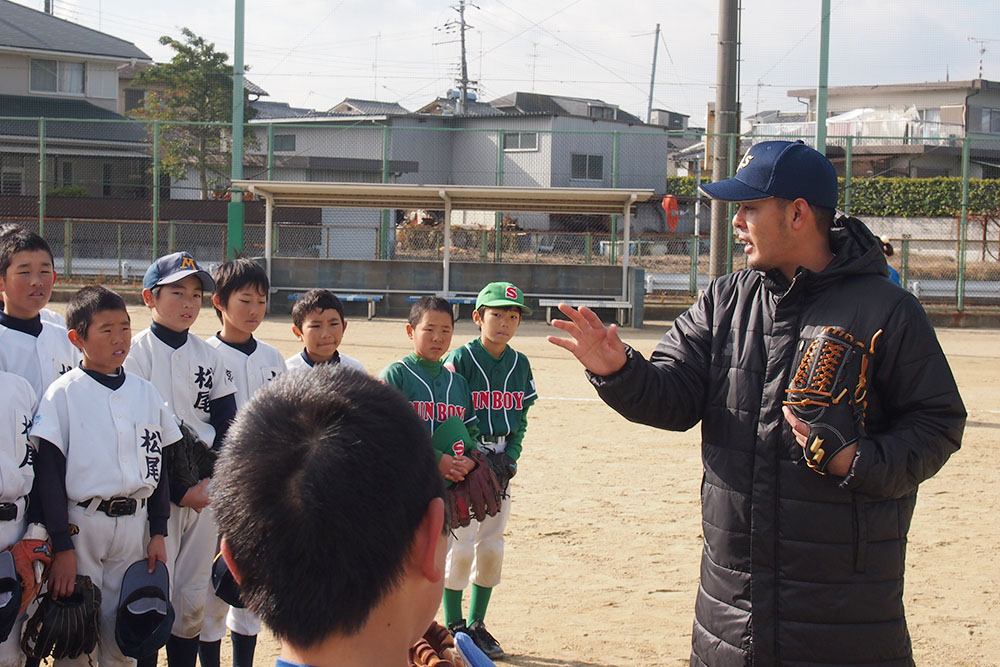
473,282 -> 531,354
212,368 -> 447,655
66,286 -> 131,375
212,258 -> 270,341
291,290 -> 347,364
141,251 -> 216,332
0,226 -> 55,319
406,296 -> 454,363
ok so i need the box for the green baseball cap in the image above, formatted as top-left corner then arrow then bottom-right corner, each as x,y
475,282 -> 532,315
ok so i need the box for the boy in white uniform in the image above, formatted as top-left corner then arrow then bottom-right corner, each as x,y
124,252 -> 236,667
0,370 -> 36,667
201,259 -> 283,667
284,290 -> 365,373
30,286 -> 181,667
0,224 -> 64,330
0,227 -> 79,404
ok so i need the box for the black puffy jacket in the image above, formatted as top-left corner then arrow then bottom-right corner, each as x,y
591,217 -> 965,666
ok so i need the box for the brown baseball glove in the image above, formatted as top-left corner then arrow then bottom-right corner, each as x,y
445,450 -> 503,529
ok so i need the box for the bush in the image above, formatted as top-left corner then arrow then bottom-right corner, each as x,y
666,175 -> 1000,217
46,185 -> 89,198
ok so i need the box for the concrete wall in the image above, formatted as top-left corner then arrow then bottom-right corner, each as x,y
268,257 -> 645,324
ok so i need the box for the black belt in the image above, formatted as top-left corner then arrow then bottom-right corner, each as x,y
77,497 -> 142,517
0,503 -> 17,522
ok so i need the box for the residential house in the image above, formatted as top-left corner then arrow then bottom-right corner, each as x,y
752,79 -> 1000,178
0,0 -> 152,198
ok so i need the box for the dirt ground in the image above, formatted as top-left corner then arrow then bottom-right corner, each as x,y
85,304 -> 999,667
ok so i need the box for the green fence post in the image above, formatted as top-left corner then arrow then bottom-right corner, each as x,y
116,224 -> 122,281
168,220 -> 176,254
689,234 -> 698,295
900,234 -> 910,290
152,121 -> 160,262
495,129 -> 505,263
958,136 -> 970,311
725,132 -> 737,274
610,131 -> 620,265
843,136 -> 853,215
267,123 -> 275,181
38,119 -> 46,236
64,219 -> 71,277
480,230 -> 488,263
585,232 -> 592,264
381,125 -> 391,260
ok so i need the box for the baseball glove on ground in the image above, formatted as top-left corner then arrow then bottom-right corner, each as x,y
783,326 -> 877,474
165,422 -> 218,490
445,450 -> 503,529
22,575 -> 102,660
9,538 -> 52,613
484,451 -> 516,496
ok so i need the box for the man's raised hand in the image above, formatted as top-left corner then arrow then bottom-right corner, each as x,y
546,303 -> 628,376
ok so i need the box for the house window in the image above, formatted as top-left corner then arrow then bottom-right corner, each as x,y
982,108 -> 1000,133
61,162 -> 73,187
503,132 -> 538,151
571,153 -> 603,180
124,89 -> 146,112
588,105 -> 615,120
30,59 -> 85,95
273,134 -> 295,151
1,169 -> 23,196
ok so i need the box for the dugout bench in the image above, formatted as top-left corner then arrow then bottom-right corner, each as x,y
281,290 -> 383,320
537,298 -> 633,326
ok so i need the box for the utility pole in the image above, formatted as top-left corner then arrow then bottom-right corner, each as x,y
815,0 -> 831,153
646,24 -> 660,124
709,0 -> 739,279
457,0 -> 471,114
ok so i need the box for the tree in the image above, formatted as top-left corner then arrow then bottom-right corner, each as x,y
130,28 -> 257,200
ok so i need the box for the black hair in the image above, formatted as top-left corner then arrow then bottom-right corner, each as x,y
212,258 -> 270,321
291,289 -> 345,330
408,296 -> 453,327
212,367 -> 445,648
811,205 -> 835,239
0,227 -> 54,276
65,286 -> 128,339
476,304 -> 523,320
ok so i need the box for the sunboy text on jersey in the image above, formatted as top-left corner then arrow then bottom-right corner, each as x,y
471,391 -> 525,411
411,401 -> 467,422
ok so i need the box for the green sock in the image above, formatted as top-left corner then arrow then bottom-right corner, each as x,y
443,588 -> 464,626
468,584 -> 493,624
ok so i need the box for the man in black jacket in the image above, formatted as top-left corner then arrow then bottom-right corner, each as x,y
548,141 -> 965,666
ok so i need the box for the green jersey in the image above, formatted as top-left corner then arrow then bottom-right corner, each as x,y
445,338 -> 536,461
378,353 -> 479,456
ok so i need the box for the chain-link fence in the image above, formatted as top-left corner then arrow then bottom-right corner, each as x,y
1,116 -> 998,309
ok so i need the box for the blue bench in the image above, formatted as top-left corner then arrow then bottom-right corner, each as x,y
286,291 -> 383,320
406,295 -> 477,321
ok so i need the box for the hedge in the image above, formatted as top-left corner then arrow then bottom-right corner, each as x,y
666,176 -> 1000,218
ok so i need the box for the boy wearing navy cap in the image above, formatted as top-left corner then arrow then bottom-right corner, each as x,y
124,252 -> 236,667
549,140 -> 964,665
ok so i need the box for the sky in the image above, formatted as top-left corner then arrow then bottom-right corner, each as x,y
13,0 -> 1000,125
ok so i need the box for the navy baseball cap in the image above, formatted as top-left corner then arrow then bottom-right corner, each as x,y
211,552 -> 245,608
699,140 -> 839,209
116,559 -> 174,658
143,251 -> 216,292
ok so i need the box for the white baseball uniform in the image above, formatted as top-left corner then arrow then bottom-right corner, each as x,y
39,308 -> 66,328
284,349 -> 366,373
0,372 -> 36,667
201,334 -> 283,641
0,317 -> 79,407
30,367 -> 181,667
124,327 -> 235,639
